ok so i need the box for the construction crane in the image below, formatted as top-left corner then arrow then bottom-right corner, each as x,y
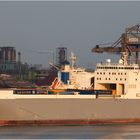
32,49 -> 55,64
92,23 -> 140,65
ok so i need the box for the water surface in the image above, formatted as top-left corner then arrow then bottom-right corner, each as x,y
0,124 -> 140,139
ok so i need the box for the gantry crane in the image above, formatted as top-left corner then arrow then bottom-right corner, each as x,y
92,23 -> 140,65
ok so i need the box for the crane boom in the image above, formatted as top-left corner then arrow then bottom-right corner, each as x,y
92,23 -> 140,64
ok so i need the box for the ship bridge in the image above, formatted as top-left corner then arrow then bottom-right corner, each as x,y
95,59 -> 140,97
96,58 -> 139,71
96,63 -> 139,70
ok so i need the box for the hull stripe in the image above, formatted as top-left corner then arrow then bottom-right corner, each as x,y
1,119 -> 140,126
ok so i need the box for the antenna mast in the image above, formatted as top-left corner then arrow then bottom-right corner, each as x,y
70,51 -> 76,68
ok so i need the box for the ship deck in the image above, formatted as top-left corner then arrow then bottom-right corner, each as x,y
0,89 -> 139,99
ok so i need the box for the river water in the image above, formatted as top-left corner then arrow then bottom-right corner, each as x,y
0,124 -> 140,139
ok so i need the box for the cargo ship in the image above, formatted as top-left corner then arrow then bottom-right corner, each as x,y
1,49 -> 140,126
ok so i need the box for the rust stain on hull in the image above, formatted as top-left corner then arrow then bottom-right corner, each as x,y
1,119 -> 140,126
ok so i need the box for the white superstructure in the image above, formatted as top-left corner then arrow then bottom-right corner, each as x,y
55,52 -> 95,89
52,51 -> 140,99
95,57 -> 140,98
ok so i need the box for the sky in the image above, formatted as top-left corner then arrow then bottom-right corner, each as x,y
0,1 -> 139,68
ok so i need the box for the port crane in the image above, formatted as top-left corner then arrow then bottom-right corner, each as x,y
92,23 -> 140,65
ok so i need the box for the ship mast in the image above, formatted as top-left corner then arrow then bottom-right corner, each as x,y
70,51 -> 77,69
121,52 -> 129,65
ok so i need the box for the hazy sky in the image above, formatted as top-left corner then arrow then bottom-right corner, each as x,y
0,1 -> 139,68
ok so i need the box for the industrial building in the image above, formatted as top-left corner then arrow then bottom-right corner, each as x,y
56,47 -> 68,67
0,47 -> 18,74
